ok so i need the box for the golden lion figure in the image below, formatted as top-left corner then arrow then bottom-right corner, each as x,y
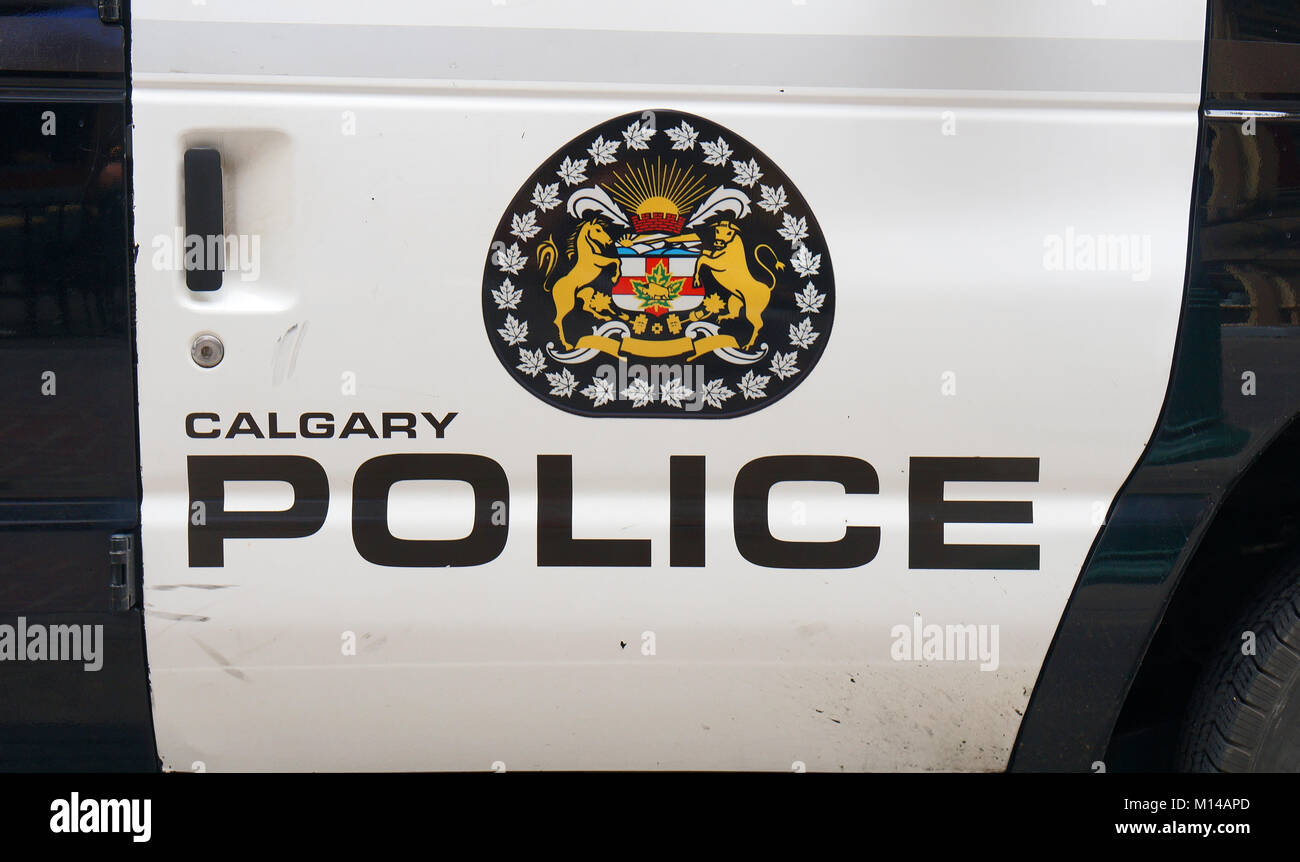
630,219 -> 784,350
536,220 -> 621,351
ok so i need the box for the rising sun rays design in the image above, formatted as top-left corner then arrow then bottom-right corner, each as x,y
601,157 -> 716,224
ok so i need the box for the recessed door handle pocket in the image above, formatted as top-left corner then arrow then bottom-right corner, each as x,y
183,147 -> 223,291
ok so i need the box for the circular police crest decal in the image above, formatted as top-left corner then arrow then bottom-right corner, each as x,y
482,109 -> 834,418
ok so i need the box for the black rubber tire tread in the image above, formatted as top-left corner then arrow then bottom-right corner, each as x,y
1180,571 -> 1300,772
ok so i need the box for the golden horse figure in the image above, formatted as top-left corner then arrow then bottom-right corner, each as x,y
537,219 -> 621,351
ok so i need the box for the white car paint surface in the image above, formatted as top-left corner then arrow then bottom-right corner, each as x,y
131,0 -> 1205,771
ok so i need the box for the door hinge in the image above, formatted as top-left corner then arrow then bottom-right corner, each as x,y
97,0 -> 122,25
109,533 -> 137,611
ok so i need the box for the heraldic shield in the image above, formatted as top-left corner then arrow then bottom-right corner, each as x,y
482,109 -> 834,418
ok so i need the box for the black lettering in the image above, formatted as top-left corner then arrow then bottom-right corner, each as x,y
267,412 -> 295,439
224,412 -> 264,439
733,455 -> 879,569
352,454 -> 508,567
670,455 -> 705,567
908,456 -> 1039,570
537,455 -> 651,567
339,412 -> 379,439
382,413 -> 418,439
186,412 -> 220,439
300,412 -> 334,438
421,411 -> 458,439
187,455 -> 329,567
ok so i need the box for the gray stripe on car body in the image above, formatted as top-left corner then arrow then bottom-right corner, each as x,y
132,22 -> 1203,95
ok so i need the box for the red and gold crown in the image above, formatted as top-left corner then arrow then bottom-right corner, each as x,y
605,158 -> 713,239
630,212 -> 686,234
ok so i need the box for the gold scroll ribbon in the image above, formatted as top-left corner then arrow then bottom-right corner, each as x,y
571,332 -> 739,360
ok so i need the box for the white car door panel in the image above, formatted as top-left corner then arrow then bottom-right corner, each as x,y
131,0 -> 1205,770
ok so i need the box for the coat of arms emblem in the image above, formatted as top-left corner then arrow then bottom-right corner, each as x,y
483,110 -> 834,417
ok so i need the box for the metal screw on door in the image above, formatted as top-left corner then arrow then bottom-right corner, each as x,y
192,334 -> 224,368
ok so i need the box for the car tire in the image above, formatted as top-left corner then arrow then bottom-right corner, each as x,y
1180,569 -> 1300,772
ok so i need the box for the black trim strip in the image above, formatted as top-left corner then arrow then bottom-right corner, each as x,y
0,0 -> 156,771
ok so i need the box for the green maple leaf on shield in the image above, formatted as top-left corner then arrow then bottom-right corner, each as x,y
631,261 -> 684,311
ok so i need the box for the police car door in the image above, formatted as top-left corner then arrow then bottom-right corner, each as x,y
130,0 -> 1206,770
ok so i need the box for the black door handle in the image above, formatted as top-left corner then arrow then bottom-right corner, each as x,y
183,147 -> 223,291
